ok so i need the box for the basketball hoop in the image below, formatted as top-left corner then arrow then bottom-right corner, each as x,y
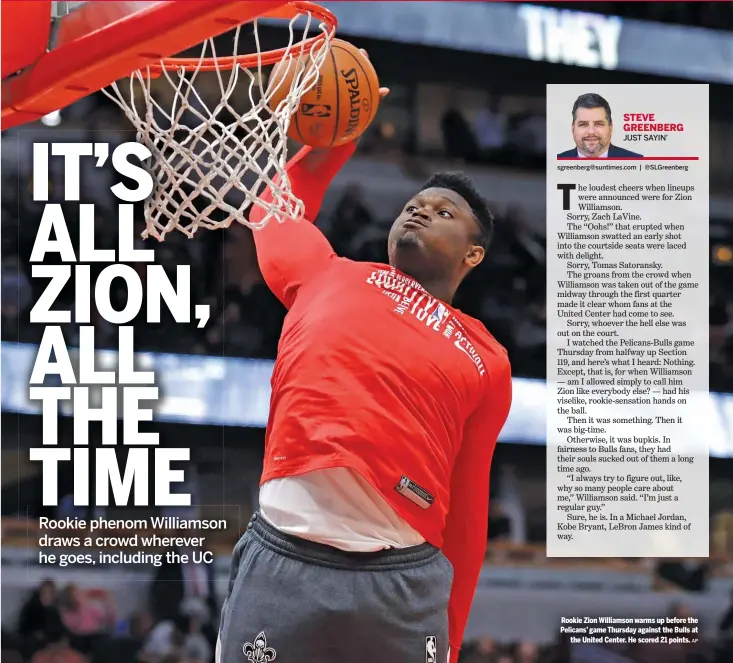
102,2 -> 337,241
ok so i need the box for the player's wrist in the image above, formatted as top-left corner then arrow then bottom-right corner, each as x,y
296,140 -> 358,174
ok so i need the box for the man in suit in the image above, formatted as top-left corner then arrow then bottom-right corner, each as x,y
150,545 -> 218,650
557,93 -> 642,158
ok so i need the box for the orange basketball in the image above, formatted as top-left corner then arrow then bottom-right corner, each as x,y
267,39 -> 380,148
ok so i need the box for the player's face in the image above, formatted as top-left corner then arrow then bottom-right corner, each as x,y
572,106 -> 612,157
388,187 -> 484,279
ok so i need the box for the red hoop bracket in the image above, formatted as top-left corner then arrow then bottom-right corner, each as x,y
152,2 -> 336,73
1,0 -> 335,130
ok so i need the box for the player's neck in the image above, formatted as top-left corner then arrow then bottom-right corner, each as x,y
414,277 -> 456,305
390,256 -> 459,304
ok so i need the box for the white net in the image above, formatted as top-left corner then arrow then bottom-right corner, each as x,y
103,8 -> 333,241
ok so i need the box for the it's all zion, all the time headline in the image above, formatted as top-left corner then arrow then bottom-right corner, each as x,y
27,142 -> 210,509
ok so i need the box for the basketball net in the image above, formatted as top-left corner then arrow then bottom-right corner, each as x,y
103,4 -> 334,241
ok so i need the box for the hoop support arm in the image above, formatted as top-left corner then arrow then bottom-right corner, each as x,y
1,0 -> 288,129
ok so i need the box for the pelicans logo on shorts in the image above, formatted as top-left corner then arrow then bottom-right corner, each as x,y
426,636 -> 437,663
243,631 -> 277,662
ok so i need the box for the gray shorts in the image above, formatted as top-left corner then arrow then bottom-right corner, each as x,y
217,512 -> 453,663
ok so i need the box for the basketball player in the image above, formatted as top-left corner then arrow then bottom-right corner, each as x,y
217,89 -> 512,663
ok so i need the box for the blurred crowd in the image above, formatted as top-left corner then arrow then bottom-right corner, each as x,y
2,154 -> 732,391
3,577 -> 733,663
2,96 -> 732,390
0,94 -> 546,379
2,576 -> 214,663
462,597 -> 733,663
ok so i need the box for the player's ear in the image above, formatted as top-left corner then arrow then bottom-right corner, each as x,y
465,244 -> 485,269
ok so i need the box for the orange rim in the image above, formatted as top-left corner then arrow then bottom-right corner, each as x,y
147,1 -> 336,72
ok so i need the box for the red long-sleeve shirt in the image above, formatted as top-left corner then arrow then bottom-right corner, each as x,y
250,142 -> 512,661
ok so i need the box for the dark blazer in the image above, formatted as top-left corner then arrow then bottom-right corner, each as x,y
557,144 -> 643,158
150,550 -> 217,623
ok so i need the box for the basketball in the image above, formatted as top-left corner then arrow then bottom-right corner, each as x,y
267,39 -> 380,148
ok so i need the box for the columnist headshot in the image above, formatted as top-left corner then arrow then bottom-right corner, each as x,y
557,93 -> 643,159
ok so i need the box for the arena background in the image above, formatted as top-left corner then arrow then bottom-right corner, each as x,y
1,2 -> 733,663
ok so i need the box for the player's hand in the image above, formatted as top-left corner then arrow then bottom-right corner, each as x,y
358,48 -> 390,99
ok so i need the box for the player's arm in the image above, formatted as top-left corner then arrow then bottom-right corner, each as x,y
250,140 -> 358,309
441,359 -> 513,663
